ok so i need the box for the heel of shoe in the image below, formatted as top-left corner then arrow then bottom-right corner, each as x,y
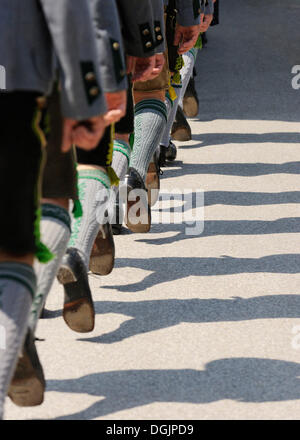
57,265 -> 77,285
63,298 -> 95,333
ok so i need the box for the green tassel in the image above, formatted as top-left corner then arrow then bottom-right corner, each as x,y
175,55 -> 184,72
106,124 -> 115,166
72,199 -> 83,218
107,166 -> 120,186
172,71 -> 181,85
129,133 -> 134,150
35,241 -> 55,263
34,206 -> 54,263
194,34 -> 203,49
168,85 -> 178,101
172,55 -> 184,85
31,105 -> 54,264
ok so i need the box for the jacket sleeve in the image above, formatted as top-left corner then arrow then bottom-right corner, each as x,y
150,0 -> 165,54
204,0 -> 214,15
116,0 -> 157,57
89,0 -> 128,93
176,0 -> 201,26
39,0 -> 107,119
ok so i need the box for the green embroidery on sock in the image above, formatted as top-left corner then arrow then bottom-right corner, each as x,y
165,92 -> 174,107
113,140 -> 131,164
114,140 -> 131,154
134,100 -> 167,122
78,169 -> 111,189
69,179 -> 87,246
78,175 -> 110,189
135,99 -> 167,114
113,148 -> 130,164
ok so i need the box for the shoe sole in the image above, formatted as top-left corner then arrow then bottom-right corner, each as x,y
125,185 -> 151,233
171,128 -> 192,142
57,265 -> 77,284
8,353 -> 44,407
146,163 -> 160,207
183,96 -> 199,118
57,265 -> 95,333
89,227 -> 115,276
63,298 -> 95,333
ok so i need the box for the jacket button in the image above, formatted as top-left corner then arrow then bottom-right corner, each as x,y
113,42 -> 120,50
157,35 -> 163,41
89,86 -> 99,97
145,41 -> 152,48
155,26 -> 161,32
143,28 -> 150,36
85,72 -> 96,82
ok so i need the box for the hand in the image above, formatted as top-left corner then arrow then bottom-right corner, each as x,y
104,90 -> 127,125
131,55 -> 156,82
145,53 -> 165,81
174,24 -> 200,55
126,55 -> 136,75
200,14 -> 213,32
61,115 -> 106,152
61,118 -> 77,153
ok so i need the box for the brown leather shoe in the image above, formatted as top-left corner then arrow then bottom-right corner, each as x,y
183,77 -> 199,118
124,168 -> 151,233
8,329 -> 45,407
57,248 -> 95,333
89,223 -> 115,276
171,106 -> 192,142
146,150 -> 161,207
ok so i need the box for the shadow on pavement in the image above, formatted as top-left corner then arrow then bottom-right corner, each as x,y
99,254 -> 300,293
135,218 -> 300,246
163,161 -> 300,179
182,132 -> 300,149
47,358 -> 300,419
156,191 -> 300,209
76,294 -> 300,344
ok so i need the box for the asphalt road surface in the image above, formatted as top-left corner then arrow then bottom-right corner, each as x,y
5,0 -> 300,420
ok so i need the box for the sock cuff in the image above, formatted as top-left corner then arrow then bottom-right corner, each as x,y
78,169 -> 111,189
42,203 -> 71,232
113,140 -> 131,164
0,263 -> 36,298
134,99 -> 167,122
187,47 -> 198,61
165,92 -> 174,108
170,83 -> 182,89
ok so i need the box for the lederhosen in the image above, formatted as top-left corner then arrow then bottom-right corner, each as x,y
0,91 -> 45,255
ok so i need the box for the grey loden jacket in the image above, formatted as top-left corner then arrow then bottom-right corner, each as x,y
89,0 -> 128,93
116,0 -> 166,58
0,0 -> 107,120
